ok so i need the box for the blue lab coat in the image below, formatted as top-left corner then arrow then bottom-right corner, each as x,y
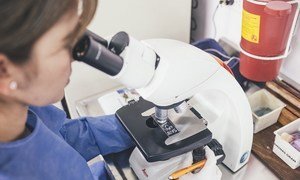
0,105 -> 134,180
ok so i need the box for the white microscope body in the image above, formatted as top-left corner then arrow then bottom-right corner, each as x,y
113,37 -> 253,176
73,31 -> 253,179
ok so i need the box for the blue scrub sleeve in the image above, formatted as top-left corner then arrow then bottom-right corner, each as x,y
89,161 -> 110,180
60,115 -> 134,161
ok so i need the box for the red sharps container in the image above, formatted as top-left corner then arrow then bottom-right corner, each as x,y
240,0 -> 299,82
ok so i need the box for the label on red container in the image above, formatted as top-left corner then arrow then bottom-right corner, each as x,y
242,10 -> 261,43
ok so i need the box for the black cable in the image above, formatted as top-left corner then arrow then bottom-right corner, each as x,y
192,0 -> 198,9
191,17 -> 197,31
213,4 -> 220,39
61,96 -> 71,119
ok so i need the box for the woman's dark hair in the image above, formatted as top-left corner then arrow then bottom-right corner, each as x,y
0,0 -> 97,64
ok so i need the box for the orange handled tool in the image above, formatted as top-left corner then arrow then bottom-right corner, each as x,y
168,159 -> 207,180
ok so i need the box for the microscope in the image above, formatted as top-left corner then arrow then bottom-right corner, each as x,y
73,30 -> 253,179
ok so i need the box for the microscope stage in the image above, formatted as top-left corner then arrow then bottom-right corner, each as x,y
116,98 -> 212,162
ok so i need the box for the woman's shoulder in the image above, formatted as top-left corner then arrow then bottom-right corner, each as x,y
29,105 -> 67,133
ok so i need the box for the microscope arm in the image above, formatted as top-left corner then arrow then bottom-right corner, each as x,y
188,67 -> 253,172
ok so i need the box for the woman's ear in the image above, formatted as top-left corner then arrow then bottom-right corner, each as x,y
0,54 -> 15,95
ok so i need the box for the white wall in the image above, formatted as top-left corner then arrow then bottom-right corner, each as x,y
191,0 -> 243,45
89,0 -> 191,42
65,0 -> 192,118
280,24 -> 300,90
192,0 -> 300,89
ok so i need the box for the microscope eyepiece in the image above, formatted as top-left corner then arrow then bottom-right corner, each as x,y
73,35 -> 90,58
72,31 -> 124,76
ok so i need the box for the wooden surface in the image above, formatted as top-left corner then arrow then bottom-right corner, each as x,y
252,121 -> 300,180
266,81 -> 300,111
252,81 -> 300,180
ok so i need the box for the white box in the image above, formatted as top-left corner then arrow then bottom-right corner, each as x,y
273,118 -> 300,169
248,89 -> 286,133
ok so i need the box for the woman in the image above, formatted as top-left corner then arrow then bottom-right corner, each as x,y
0,0 -> 133,179
0,0 -> 221,179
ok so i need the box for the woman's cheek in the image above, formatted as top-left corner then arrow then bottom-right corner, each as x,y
58,51 -> 72,76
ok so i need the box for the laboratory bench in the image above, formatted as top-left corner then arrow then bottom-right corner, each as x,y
76,84 -> 300,180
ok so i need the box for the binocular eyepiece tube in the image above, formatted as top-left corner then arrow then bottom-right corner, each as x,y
72,31 -> 124,76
